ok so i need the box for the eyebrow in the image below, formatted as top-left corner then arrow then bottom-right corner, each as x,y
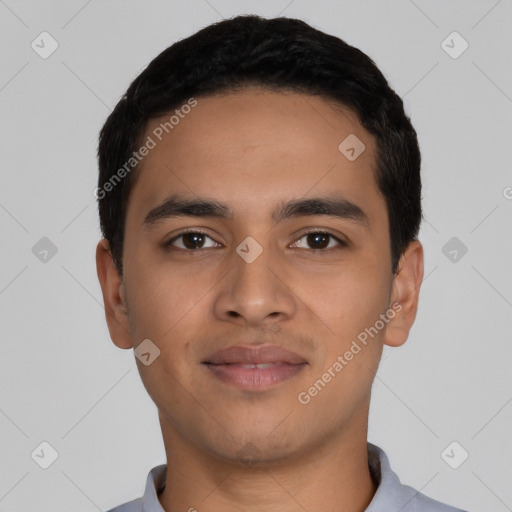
143,193 -> 370,229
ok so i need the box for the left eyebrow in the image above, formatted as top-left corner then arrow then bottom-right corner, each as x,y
143,193 -> 370,229
272,196 -> 370,228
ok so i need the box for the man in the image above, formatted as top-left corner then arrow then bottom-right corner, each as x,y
95,14 -> 467,512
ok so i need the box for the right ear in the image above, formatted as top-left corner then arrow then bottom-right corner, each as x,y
95,238 -> 133,349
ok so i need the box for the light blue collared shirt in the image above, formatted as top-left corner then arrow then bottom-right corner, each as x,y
106,443 -> 467,512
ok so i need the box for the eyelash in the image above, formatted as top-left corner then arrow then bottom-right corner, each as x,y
164,228 -> 347,253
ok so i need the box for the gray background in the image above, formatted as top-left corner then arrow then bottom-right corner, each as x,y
0,1 -> 511,511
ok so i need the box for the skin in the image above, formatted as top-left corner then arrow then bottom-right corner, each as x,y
96,87 -> 424,512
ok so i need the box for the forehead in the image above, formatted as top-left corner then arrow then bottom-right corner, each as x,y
126,88 -> 385,226
145,87 -> 369,155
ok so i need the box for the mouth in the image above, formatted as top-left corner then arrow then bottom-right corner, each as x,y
202,345 -> 308,390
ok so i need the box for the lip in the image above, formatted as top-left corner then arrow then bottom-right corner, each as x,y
203,345 -> 308,390
204,345 -> 307,365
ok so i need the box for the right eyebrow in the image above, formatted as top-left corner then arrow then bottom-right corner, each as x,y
143,195 -> 233,227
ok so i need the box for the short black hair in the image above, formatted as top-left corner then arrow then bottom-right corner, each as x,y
97,14 -> 422,276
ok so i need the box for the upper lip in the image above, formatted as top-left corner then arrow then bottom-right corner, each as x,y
204,345 -> 308,365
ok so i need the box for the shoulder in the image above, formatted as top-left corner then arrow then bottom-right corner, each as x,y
401,481 -> 469,512
104,464 -> 167,512
367,443 -> 468,512
105,497 -> 143,512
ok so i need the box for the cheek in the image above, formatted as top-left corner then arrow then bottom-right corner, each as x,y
123,257 -> 202,342
124,238 -> 234,343
301,261 -> 390,341
296,272 -> 388,418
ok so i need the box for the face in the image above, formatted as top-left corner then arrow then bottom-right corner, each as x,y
97,87 -> 423,465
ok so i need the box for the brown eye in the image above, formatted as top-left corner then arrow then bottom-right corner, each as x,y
166,230 -> 219,250
291,231 -> 346,251
181,232 -> 206,249
306,232 -> 330,249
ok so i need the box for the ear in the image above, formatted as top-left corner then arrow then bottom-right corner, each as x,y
95,238 -> 133,349
384,240 -> 424,348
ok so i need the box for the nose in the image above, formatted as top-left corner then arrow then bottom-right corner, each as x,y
213,238 -> 297,328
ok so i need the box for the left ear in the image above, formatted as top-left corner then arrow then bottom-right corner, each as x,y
384,240 -> 424,347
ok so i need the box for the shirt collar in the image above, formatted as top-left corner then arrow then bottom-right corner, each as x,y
365,442 -> 418,511
141,463 -> 166,512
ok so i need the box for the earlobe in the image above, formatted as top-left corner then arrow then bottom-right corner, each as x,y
384,240 -> 424,348
95,239 -> 134,349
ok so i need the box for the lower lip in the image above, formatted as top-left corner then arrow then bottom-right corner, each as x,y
204,363 -> 307,390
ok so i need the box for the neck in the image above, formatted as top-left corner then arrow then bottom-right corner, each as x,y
157,414 -> 377,512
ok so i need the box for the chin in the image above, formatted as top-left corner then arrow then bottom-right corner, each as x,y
200,427 -> 306,468
219,442 -> 296,468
